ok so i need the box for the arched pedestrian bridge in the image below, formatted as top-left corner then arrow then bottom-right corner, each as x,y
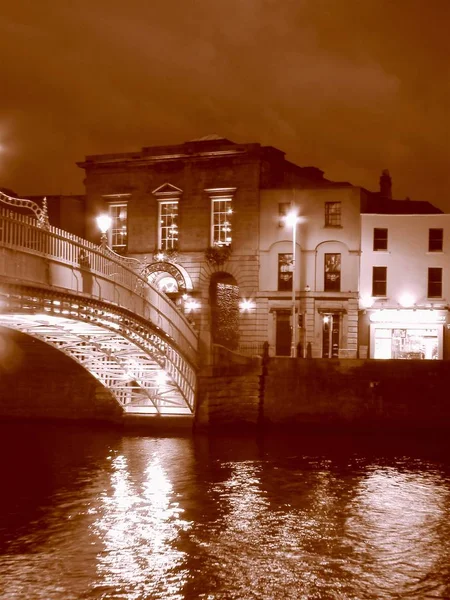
0,199 -> 199,417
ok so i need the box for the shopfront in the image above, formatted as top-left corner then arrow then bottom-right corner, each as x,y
369,309 -> 446,360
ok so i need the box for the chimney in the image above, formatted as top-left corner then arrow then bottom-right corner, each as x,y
379,169 -> 392,199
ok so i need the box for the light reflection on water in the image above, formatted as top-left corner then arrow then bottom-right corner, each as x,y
0,425 -> 449,599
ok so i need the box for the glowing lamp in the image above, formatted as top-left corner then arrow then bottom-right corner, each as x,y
96,214 -> 112,248
96,214 -> 112,234
239,299 -> 255,312
399,293 -> 415,308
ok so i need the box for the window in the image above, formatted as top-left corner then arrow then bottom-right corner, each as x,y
212,197 -> 232,246
373,228 -> 388,251
108,203 -> 127,252
278,202 -> 291,227
429,229 -> 443,252
159,200 -> 178,250
278,253 -> 293,291
325,202 -> 341,227
372,266 -> 387,297
428,267 -> 442,298
324,253 -> 341,292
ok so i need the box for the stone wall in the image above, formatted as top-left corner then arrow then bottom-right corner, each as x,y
196,365 -> 261,431
0,329 -> 122,422
262,358 -> 450,430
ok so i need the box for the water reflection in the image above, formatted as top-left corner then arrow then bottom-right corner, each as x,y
346,467 -> 450,598
92,440 -> 192,599
0,425 -> 450,600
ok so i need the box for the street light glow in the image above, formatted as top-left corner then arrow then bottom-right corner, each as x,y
96,214 -> 112,234
284,210 -> 299,228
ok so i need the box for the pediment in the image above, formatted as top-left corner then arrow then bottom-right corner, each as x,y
152,183 -> 183,197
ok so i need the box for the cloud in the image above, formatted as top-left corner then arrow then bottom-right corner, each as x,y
0,0 -> 448,207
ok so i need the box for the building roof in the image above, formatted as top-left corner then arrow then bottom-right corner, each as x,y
363,192 -> 442,214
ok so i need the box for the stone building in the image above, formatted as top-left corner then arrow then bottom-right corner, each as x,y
76,136 -> 444,361
77,135 -> 355,360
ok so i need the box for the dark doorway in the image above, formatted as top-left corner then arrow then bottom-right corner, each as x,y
276,311 -> 291,356
322,313 -> 340,358
209,272 -> 239,350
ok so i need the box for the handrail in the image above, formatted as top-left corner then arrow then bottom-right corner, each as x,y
0,190 -> 49,229
0,206 -> 199,363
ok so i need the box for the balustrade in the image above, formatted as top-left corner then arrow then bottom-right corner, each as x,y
0,206 -> 199,365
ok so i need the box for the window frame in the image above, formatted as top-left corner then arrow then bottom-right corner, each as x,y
108,202 -> 128,252
158,199 -> 179,250
324,253 -> 341,292
428,228 -> 443,252
372,266 -> 387,297
428,267 -> 442,298
278,253 -> 293,291
211,196 -> 233,246
373,228 -> 388,251
324,202 -> 341,227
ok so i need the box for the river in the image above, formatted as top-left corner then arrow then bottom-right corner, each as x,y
0,421 -> 449,599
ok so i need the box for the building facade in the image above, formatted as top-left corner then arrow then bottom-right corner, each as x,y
74,136 -> 448,362
359,214 -> 450,360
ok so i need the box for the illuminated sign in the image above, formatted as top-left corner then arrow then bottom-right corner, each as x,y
369,309 -> 446,324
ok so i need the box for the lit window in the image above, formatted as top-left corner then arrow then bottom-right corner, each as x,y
428,267 -> 442,298
324,253 -> 341,292
159,201 -> 178,250
278,253 -> 293,291
372,266 -> 387,297
212,197 -> 232,246
373,228 -> 388,251
108,203 -> 127,252
325,202 -> 341,227
429,229 -> 443,252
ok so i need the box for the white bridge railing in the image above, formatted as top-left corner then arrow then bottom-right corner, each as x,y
0,206 -> 199,365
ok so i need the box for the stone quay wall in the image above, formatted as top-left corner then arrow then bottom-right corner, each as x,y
196,357 -> 450,432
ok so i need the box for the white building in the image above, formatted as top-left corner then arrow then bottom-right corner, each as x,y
359,213 -> 450,360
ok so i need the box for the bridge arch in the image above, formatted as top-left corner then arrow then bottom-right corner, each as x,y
0,286 -> 195,415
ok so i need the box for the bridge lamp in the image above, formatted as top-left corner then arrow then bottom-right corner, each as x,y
284,209 -> 300,358
96,214 -> 112,248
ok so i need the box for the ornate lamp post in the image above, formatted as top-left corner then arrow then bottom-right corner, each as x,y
96,214 -> 112,248
285,209 -> 299,358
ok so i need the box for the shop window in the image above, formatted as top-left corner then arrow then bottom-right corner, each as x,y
278,253 -> 293,291
324,253 -> 341,292
108,203 -> 127,252
159,200 -> 178,250
428,267 -> 442,298
278,202 -> 291,227
325,202 -> 341,227
429,229 -> 443,252
372,266 -> 387,296
373,228 -> 388,251
212,197 -> 232,246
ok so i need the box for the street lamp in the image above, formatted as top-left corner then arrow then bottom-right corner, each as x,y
96,214 -> 112,248
285,209 -> 299,357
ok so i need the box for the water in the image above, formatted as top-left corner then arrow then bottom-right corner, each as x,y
0,423 -> 449,600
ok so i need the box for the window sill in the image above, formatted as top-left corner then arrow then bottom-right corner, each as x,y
324,225 -> 343,229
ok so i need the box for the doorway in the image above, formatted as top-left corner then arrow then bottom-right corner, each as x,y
322,313 -> 340,358
276,311 -> 291,356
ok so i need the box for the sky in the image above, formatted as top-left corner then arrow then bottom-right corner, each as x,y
0,0 -> 449,209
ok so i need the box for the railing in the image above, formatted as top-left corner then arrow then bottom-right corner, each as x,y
0,206 -> 199,364
237,342 -> 265,357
